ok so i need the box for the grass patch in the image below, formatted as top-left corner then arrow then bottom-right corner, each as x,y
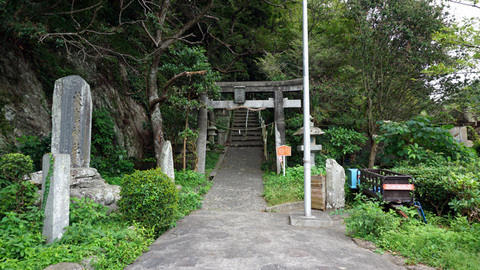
345,198 -> 480,270
205,149 -> 222,174
263,165 -> 326,206
1,168 -> 212,269
0,202 -> 154,270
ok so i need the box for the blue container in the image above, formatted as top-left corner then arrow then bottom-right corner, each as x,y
347,168 -> 360,189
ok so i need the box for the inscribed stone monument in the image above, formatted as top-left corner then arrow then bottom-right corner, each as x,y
51,75 -> 92,168
42,154 -> 70,243
159,140 -> 175,181
325,159 -> 345,209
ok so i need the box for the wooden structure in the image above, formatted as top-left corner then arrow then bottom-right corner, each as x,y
311,175 -> 326,210
359,169 -> 414,203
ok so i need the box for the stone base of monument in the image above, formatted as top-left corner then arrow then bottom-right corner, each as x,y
289,210 -> 334,227
28,167 -> 120,210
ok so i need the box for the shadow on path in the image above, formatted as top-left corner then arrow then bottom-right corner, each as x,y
202,147 -> 266,211
125,147 -> 407,270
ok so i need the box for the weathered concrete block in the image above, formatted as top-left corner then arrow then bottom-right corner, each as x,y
51,75 -> 92,168
159,141 -> 175,181
325,159 -> 345,210
42,154 -> 71,243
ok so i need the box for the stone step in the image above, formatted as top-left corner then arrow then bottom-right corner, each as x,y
229,109 -> 263,147
229,141 -> 264,147
230,130 -> 262,135
230,134 -> 262,139
232,120 -> 259,124
231,126 -> 260,130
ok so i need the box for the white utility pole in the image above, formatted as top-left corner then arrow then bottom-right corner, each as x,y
302,0 -> 312,218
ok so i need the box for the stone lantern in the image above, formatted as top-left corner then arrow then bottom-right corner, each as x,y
294,121 -> 325,167
208,124 -> 217,145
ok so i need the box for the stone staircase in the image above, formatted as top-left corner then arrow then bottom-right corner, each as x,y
229,109 -> 263,147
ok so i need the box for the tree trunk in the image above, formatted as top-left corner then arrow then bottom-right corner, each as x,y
368,137 -> 378,168
148,55 -> 166,167
196,93 -> 208,174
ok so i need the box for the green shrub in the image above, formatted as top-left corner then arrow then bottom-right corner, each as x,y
0,153 -> 34,188
0,153 -> 38,217
0,181 -> 38,218
174,170 -> 212,219
319,126 -> 367,165
91,108 -> 134,177
346,200 -> 480,269
70,197 -> 109,225
378,116 -> 477,167
118,169 -> 179,236
16,135 -> 51,171
0,207 -> 44,260
345,199 -> 400,241
395,163 -> 480,221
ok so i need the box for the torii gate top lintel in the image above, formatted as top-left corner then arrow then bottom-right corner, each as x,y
215,78 -> 303,93
207,78 -> 302,110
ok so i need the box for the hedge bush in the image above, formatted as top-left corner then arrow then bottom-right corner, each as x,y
118,169 -> 179,236
0,153 -> 34,188
0,153 -> 37,218
395,163 -> 480,222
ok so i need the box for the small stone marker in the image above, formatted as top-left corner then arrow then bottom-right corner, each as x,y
42,153 -> 71,243
51,75 -> 92,168
234,86 -> 245,104
325,159 -> 345,210
159,140 -> 175,181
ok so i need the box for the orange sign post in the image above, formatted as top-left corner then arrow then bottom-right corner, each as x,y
276,145 -> 291,176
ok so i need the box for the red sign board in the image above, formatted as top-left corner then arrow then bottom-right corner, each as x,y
383,184 -> 415,191
276,145 -> 291,156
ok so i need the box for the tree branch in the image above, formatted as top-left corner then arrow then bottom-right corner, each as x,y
44,0 -> 103,15
149,70 -> 207,111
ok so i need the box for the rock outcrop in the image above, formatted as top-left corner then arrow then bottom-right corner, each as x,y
29,167 -> 120,209
0,44 -> 151,160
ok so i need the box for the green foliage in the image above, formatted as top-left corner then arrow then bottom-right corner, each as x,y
15,135 -> 51,171
444,172 -> 480,223
345,198 -> 400,241
0,153 -> 34,188
0,181 -> 38,219
205,150 -> 221,174
0,153 -> 37,218
0,202 -> 154,270
263,165 -> 326,206
91,108 -> 134,177
395,163 -> 480,221
0,207 -> 44,260
346,200 -> 480,269
319,127 -> 367,165
118,169 -> 179,236
378,115 -> 477,166
69,197 -> 109,226
175,170 -> 212,219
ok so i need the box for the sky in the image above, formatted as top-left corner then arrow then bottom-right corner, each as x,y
444,1 -> 480,21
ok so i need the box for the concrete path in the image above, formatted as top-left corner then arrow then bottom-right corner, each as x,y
125,147 -> 407,270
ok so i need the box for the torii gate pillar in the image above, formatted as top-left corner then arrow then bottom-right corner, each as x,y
274,91 -> 286,174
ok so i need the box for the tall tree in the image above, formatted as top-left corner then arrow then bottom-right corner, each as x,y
345,0 -> 451,167
24,0 -> 218,166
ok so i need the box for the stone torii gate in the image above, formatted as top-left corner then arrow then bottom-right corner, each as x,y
196,79 -> 302,174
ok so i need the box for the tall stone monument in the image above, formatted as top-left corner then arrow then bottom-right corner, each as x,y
159,140 -> 175,181
42,153 -> 71,243
51,75 -> 92,168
